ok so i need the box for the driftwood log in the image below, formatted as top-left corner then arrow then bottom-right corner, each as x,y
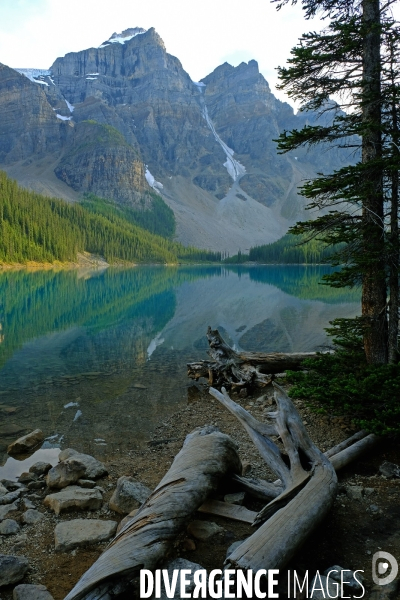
209,384 -> 378,575
210,384 -> 338,573
64,426 -> 241,600
187,327 -> 319,389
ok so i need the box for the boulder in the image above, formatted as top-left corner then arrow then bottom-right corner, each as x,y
0,519 -> 20,535
54,518 -> 117,552
187,520 -> 224,541
22,509 -> 44,525
7,429 -> 44,456
0,501 -> 19,521
13,584 -> 54,600
46,459 -> 86,489
58,449 -> 107,479
43,486 -> 103,516
109,476 -> 151,514
0,483 -> 8,496
0,554 -> 29,586
29,462 -> 52,476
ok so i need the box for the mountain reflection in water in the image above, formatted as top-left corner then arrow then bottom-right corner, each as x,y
0,266 -> 360,470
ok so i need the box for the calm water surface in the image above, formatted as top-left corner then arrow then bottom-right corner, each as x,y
0,265 -> 360,476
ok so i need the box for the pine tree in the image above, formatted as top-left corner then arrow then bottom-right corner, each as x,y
274,0 -> 400,364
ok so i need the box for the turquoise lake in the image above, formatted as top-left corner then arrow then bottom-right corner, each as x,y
0,265 -> 360,475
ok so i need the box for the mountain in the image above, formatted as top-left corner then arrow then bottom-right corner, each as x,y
0,28 -> 352,253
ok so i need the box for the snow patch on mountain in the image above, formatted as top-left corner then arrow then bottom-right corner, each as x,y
202,105 -> 246,181
56,114 -> 72,121
145,167 -> 163,190
99,28 -> 147,47
65,100 -> 74,113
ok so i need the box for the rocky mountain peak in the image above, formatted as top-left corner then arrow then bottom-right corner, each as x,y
99,27 -> 147,47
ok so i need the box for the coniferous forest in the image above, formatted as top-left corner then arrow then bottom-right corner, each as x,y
0,172 -> 222,265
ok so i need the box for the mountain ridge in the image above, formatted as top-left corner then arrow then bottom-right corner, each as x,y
0,28 -> 352,253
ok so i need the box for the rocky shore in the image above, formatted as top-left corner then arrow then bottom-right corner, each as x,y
0,383 -> 399,599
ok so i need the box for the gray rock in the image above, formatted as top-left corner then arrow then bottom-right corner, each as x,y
43,486 -> 103,516
13,583 -> 54,600
109,476 -> 151,514
0,490 -> 21,505
224,492 -> 245,505
18,472 -> 37,484
0,501 -> 19,521
309,574 -> 339,599
0,554 -> 29,586
29,462 -> 52,476
46,458 -> 86,489
323,566 -> 364,592
1,480 -> 22,491
27,481 -> 45,490
369,504 -> 380,513
345,485 -> 364,501
58,449 -> 107,479
364,487 -> 376,496
0,483 -> 8,496
54,518 -> 117,552
77,479 -> 96,488
150,558 -> 206,600
379,461 -> 400,479
0,519 -> 20,535
7,429 -> 44,456
23,498 -> 35,510
22,509 -> 44,524
187,520 -> 224,541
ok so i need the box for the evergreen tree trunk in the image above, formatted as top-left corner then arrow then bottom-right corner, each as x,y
361,0 -> 388,364
388,77 -> 399,363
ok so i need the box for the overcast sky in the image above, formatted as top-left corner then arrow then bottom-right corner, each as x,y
0,0 -> 325,106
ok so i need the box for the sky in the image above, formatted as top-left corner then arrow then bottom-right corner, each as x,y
0,0 -> 326,106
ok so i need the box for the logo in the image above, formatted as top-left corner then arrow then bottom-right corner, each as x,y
372,551 -> 398,586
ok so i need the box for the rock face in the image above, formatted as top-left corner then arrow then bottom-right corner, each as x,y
43,486 -> 103,515
109,476 -> 151,514
0,554 -> 29,586
54,518 -> 117,552
7,429 -> 44,456
0,28 -> 353,252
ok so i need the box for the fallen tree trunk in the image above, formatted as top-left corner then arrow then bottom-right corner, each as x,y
230,430 -> 378,503
210,384 -> 338,573
188,327 -> 320,388
64,426 -> 241,600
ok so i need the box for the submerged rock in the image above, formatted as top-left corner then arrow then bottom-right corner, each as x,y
7,429 -> 44,456
54,518 -> 117,552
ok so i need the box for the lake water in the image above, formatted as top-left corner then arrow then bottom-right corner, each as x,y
0,265 -> 360,476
